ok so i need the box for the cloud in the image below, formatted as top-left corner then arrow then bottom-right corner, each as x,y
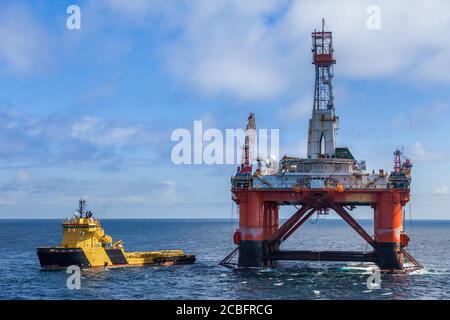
1,172 -> 84,195
0,108 -> 164,170
393,101 -> 448,130
3,0 -> 450,100
164,0 -> 290,100
435,185 -> 449,195
282,0 -> 450,81
0,171 -> 181,215
100,0 -> 292,100
106,180 -> 179,206
279,97 -> 312,122
71,116 -> 139,147
411,141 -> 446,163
16,170 -> 31,183
96,0 -> 450,101
0,4 -> 53,74
280,138 -> 308,158
106,0 -> 155,13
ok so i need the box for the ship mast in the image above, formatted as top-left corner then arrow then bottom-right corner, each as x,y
78,199 -> 86,218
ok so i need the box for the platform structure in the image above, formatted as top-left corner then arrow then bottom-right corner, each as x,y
228,187 -> 411,271
221,20 -> 421,272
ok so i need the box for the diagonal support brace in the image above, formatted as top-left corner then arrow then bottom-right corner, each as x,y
332,205 -> 377,250
281,208 -> 316,242
268,206 -> 310,245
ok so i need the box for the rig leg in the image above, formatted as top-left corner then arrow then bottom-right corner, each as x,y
374,192 -> 404,270
236,195 -> 280,267
238,240 -> 264,267
377,242 -> 402,270
236,191 -> 265,267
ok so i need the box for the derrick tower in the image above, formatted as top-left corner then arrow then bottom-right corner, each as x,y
307,19 -> 338,159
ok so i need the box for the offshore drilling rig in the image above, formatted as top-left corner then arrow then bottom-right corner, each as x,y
221,20 -> 422,272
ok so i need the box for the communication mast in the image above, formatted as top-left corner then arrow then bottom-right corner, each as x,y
78,199 -> 86,217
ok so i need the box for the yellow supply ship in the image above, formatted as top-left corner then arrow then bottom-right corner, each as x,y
37,200 -> 195,269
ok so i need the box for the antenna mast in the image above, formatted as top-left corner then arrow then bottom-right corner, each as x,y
78,199 -> 86,218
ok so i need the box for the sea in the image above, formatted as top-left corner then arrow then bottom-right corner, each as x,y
0,219 -> 449,300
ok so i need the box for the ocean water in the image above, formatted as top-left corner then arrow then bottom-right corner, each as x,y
0,218 -> 449,300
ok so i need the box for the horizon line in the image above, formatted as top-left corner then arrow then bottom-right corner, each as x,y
1,217 -> 450,221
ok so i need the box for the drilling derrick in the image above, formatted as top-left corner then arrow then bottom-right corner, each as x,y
308,19 -> 338,159
221,20 -> 422,273
312,19 -> 335,111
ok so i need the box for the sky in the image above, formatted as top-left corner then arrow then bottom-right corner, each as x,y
0,0 -> 449,219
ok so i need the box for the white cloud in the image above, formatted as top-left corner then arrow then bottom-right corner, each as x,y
281,138 -> 308,158
71,116 -> 101,135
0,172 -> 181,215
70,116 -> 139,147
106,0 -> 154,13
0,5 -> 53,74
0,197 -> 15,206
92,179 -> 179,206
393,101 -> 448,129
412,142 -> 429,161
101,0 -> 292,100
16,170 -> 31,183
411,141 -> 446,162
164,0 -> 289,100
159,180 -> 177,204
282,0 -> 450,80
435,185 -> 449,195
99,0 -> 450,101
280,97 -> 312,122
0,109 -> 165,169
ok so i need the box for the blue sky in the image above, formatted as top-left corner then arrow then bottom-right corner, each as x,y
0,0 -> 449,219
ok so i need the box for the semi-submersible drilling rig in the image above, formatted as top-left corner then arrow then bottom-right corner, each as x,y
221,21 -> 422,272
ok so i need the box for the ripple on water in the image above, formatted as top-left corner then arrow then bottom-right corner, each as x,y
1,219 -> 449,299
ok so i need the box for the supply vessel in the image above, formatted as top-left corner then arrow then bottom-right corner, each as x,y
37,200 -> 195,269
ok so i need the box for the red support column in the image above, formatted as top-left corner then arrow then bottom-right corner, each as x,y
236,191 -> 265,267
374,191 -> 404,270
262,202 -> 279,240
262,202 -> 280,257
263,203 -> 269,240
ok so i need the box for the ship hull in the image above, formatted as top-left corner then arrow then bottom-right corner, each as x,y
37,247 -> 196,270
